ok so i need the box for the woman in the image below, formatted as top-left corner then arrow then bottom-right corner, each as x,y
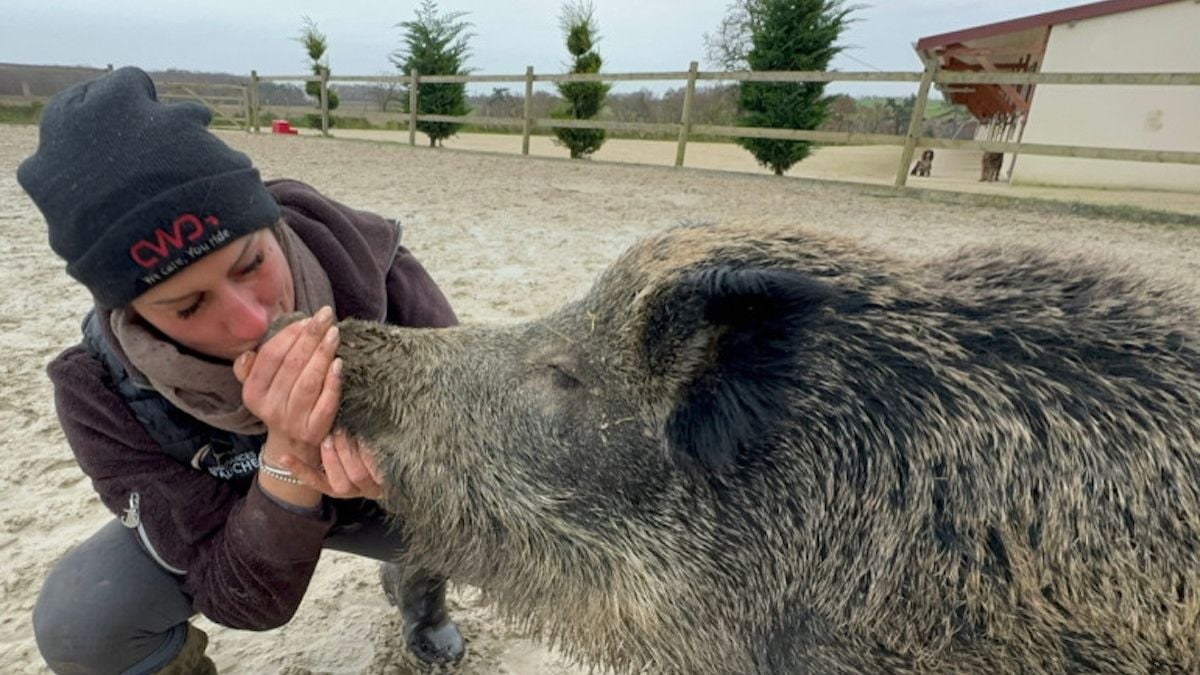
18,67 -> 463,674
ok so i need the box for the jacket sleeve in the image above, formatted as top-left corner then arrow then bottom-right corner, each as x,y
48,345 -> 336,630
386,245 -> 459,329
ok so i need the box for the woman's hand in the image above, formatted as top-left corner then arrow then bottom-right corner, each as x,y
278,430 -> 386,500
233,306 -> 341,466
233,306 -> 347,507
232,310 -> 384,501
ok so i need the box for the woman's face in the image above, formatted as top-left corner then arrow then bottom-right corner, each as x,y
129,228 -> 294,361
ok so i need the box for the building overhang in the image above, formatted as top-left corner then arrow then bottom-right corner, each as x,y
913,0 -> 1179,120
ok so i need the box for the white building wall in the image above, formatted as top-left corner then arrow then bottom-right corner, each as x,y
1011,0 -> 1200,192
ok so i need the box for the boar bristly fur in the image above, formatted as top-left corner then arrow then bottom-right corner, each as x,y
332,224 -> 1200,673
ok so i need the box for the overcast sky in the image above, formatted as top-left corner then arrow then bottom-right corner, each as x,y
5,1 -> 1083,96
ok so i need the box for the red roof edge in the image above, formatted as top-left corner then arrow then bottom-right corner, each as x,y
915,0 -> 1180,51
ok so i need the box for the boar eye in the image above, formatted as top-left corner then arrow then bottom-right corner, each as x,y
547,364 -> 584,390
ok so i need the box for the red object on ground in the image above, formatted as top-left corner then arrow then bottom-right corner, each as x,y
271,119 -> 299,135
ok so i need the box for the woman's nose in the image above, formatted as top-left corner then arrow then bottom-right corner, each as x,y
223,289 -> 269,342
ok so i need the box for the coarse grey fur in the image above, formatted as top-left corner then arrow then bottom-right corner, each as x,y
332,223 -> 1200,673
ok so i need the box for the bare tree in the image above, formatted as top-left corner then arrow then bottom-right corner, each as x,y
370,74 -> 402,113
702,0 -> 764,70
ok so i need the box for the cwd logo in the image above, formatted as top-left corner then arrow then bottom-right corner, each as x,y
130,214 -> 221,268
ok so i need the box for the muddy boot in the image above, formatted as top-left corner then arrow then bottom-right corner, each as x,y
155,624 -> 217,675
380,563 -> 465,665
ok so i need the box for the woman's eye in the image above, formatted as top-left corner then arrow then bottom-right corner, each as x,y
241,252 -> 264,275
548,364 -> 583,390
177,297 -> 202,319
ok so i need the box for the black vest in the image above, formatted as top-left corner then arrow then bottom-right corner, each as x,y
81,311 -> 265,483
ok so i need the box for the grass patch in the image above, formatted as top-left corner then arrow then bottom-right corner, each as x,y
0,102 -> 44,125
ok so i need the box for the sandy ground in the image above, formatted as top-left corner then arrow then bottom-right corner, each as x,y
2,123 -> 1199,674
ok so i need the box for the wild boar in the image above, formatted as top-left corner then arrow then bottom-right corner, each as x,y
333,223 -> 1200,673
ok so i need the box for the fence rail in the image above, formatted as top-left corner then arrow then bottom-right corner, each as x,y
246,63 -> 1200,187
156,80 -> 250,131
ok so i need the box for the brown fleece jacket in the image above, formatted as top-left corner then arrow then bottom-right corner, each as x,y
46,179 -> 456,629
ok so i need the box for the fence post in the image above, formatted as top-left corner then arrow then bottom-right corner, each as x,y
319,67 -> 330,137
409,69 -> 419,146
522,66 -> 535,156
250,70 -> 260,133
675,61 -> 699,168
894,55 -> 938,188
241,85 -> 251,133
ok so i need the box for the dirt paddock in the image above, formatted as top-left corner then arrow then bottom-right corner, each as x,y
1,123 -> 1198,673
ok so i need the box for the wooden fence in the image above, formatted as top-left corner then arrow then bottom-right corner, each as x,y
157,81 -> 250,131
0,64 -> 252,132
248,63 -> 1200,188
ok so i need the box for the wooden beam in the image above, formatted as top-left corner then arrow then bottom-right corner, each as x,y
157,81 -> 244,91
250,70 -> 260,133
675,61 -> 699,168
408,69 -> 418,146
943,57 -> 1027,73
941,44 -> 1046,59
895,55 -> 938,188
522,66 -> 534,156
533,118 -> 680,134
171,84 -> 242,128
697,70 -> 925,83
418,114 -> 525,127
920,136 -> 1200,166
976,55 -> 1031,114
692,125 -> 905,146
319,67 -> 329,137
159,94 -> 245,105
937,71 -> 1200,85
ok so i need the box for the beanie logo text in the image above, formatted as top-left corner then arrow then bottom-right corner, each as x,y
130,214 -> 222,268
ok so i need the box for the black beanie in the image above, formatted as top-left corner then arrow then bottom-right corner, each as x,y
17,66 -> 280,308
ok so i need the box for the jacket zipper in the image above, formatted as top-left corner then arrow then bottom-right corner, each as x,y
120,492 -> 187,576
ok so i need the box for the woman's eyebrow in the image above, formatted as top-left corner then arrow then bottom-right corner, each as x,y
150,236 -> 258,305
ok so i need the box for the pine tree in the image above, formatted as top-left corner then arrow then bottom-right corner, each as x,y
552,1 -> 610,159
391,0 -> 473,147
737,0 -> 854,175
294,16 -> 340,128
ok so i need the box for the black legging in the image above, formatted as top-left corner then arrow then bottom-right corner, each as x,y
33,507 -> 435,674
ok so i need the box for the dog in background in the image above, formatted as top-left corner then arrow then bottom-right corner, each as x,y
980,151 -> 1003,182
909,149 -> 934,177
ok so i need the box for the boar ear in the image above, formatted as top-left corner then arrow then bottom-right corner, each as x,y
644,267 -> 836,473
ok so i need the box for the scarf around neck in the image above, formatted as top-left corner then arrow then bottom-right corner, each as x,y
109,221 -> 335,435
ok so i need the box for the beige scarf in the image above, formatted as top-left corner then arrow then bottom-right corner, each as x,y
110,222 -> 335,435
